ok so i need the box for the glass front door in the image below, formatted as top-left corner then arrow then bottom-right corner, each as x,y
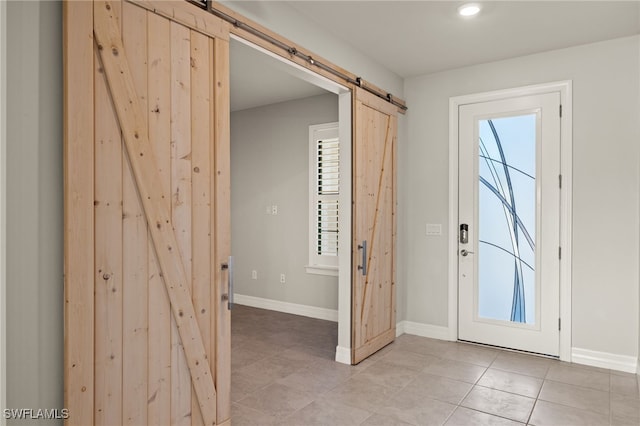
458,92 -> 561,356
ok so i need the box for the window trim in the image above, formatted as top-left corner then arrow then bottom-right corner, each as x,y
307,122 -> 339,276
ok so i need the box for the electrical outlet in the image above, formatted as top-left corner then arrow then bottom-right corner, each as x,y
251,270 -> 257,280
280,273 -> 285,283
272,205 -> 278,215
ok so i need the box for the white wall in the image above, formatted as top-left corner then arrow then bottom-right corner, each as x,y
403,35 -> 640,359
5,1 -> 64,422
231,94 -> 339,310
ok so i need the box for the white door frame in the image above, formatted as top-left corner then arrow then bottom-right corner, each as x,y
448,81 -> 572,361
229,35 -> 353,364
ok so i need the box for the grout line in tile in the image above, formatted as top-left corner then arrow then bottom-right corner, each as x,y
526,374 -> 547,426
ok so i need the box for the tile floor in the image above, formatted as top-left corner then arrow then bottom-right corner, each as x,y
231,305 -> 640,426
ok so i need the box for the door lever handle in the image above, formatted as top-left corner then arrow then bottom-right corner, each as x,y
460,249 -> 474,257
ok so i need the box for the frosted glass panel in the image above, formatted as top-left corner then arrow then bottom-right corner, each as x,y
478,115 -> 536,324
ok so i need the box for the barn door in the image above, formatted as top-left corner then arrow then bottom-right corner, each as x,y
351,87 -> 398,364
64,1 -> 231,425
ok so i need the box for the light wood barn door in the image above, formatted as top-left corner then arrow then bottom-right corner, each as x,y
64,1 -> 231,425
352,87 -> 398,364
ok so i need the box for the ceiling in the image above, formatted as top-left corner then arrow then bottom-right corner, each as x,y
286,1 -> 640,78
230,1 -> 640,111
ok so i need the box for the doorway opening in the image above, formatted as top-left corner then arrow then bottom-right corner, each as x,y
229,36 -> 352,364
448,82 -> 573,361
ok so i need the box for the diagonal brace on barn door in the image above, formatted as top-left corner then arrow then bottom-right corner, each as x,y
93,1 -> 217,424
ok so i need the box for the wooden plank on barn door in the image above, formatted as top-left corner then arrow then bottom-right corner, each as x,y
190,28 -> 213,426
169,19 -> 193,426
121,2 -> 149,424
213,36 -> 232,425
63,1 -> 95,424
146,9 -> 172,425
93,1 -> 123,423
352,87 -> 398,364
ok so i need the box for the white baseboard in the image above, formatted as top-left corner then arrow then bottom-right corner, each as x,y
234,294 -> 338,322
396,320 -> 450,341
335,345 -> 350,365
572,347 -> 638,374
395,321 -> 639,375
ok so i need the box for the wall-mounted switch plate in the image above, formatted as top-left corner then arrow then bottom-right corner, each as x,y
251,270 -> 257,280
272,205 -> 278,215
426,223 -> 442,236
266,205 -> 272,215
280,273 -> 285,283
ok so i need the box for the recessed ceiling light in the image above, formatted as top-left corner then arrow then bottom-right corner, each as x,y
458,3 -> 481,17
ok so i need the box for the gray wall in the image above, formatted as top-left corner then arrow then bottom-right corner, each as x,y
231,94 -> 339,310
5,0 -> 64,422
403,35 -> 640,358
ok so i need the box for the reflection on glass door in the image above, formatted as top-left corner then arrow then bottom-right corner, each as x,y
478,115 -> 536,325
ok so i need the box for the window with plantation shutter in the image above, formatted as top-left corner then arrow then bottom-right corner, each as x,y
308,122 -> 339,275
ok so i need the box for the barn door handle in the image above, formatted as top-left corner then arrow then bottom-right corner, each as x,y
357,240 -> 367,276
221,256 -> 234,310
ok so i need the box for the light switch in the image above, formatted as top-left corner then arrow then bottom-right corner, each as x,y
426,223 -> 442,236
